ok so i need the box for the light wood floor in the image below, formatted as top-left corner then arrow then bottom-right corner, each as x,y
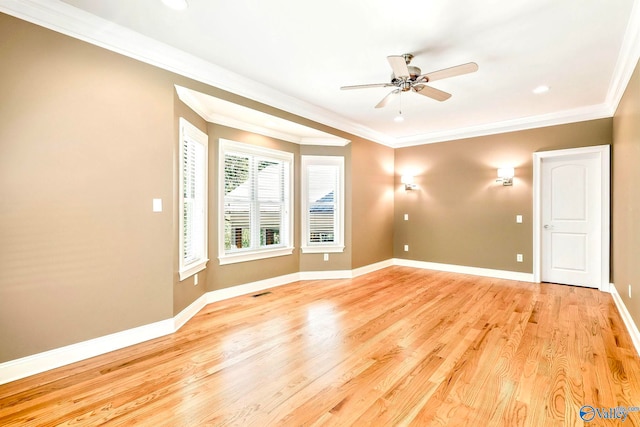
1,266 -> 640,426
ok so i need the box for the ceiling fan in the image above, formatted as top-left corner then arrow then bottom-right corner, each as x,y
340,54 -> 478,108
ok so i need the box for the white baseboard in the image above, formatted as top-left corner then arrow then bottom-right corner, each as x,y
174,293 -> 208,331
298,259 -> 394,280
207,273 -> 300,304
610,283 -> 640,357
0,257 -> 536,385
299,270 -> 352,280
393,258 -> 535,282
0,319 -> 174,386
353,259 -> 395,277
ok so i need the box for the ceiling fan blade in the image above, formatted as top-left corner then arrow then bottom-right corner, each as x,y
420,62 -> 478,82
375,89 -> 400,109
387,55 -> 410,79
413,84 -> 452,102
340,83 -> 394,90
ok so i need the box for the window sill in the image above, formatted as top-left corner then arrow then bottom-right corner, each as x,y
179,259 -> 208,281
218,247 -> 294,265
301,245 -> 345,254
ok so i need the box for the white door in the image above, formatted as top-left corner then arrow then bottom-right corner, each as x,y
540,152 -> 602,288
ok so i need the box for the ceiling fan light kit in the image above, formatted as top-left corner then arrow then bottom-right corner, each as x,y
341,53 -> 478,116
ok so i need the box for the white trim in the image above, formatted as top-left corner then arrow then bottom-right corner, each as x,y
301,155 -> 345,253
606,0 -> 640,113
2,0 -> 638,148
0,319 -> 174,386
173,293 -> 208,331
218,139 -> 294,264
299,137 -> 350,147
299,258 -> 394,280
174,85 -> 351,147
299,270 -> 353,280
178,118 -> 209,281
206,273 -> 301,303
207,113 -> 310,146
300,246 -> 345,254
393,258 -> 535,282
610,283 -> 640,357
532,145 -> 610,290
353,259 -> 395,277
218,247 -> 294,265
393,104 -> 613,147
178,261 -> 208,281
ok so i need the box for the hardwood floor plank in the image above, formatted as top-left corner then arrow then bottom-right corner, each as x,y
1,267 -> 639,426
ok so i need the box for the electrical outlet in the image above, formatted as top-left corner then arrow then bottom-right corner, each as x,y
323,253 -> 329,261
404,213 -> 409,221
194,273 -> 198,286
516,254 -> 523,262
404,245 -> 409,252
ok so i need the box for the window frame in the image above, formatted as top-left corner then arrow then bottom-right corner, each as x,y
301,155 -> 345,253
178,118 -> 209,281
218,139 -> 294,265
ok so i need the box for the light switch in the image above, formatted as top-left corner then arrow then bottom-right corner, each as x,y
404,214 -> 409,221
516,215 -> 523,223
404,245 -> 409,252
152,198 -> 163,212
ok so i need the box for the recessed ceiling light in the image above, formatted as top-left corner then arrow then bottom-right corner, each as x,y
394,114 -> 404,123
161,0 -> 188,10
533,85 -> 550,94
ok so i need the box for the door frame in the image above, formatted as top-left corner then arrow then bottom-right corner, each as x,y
532,145 -> 610,291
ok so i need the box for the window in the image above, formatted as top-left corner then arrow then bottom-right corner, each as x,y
301,155 -> 344,253
179,118 -> 208,280
219,139 -> 293,264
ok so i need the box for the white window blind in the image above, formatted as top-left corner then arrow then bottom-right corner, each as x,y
220,140 -> 293,264
179,118 -> 208,280
301,156 -> 344,253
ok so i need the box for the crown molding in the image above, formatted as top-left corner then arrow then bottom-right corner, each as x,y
0,0 -> 387,144
1,0 -> 638,148
606,0 -> 640,112
175,85 -> 351,146
393,103 -> 613,147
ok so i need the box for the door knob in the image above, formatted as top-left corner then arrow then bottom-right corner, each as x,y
544,224 -> 554,229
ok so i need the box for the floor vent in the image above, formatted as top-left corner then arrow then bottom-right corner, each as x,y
252,291 -> 272,298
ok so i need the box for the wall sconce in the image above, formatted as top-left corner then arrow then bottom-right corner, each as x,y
401,174 -> 417,190
496,167 -> 514,186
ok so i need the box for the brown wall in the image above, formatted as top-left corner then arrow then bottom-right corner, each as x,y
0,14 -> 177,361
0,13 -> 394,362
612,59 -> 640,330
351,138 -> 395,268
2,10 -> 636,364
394,119 -> 613,272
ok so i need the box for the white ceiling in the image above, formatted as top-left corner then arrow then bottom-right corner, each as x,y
3,0 -> 640,147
